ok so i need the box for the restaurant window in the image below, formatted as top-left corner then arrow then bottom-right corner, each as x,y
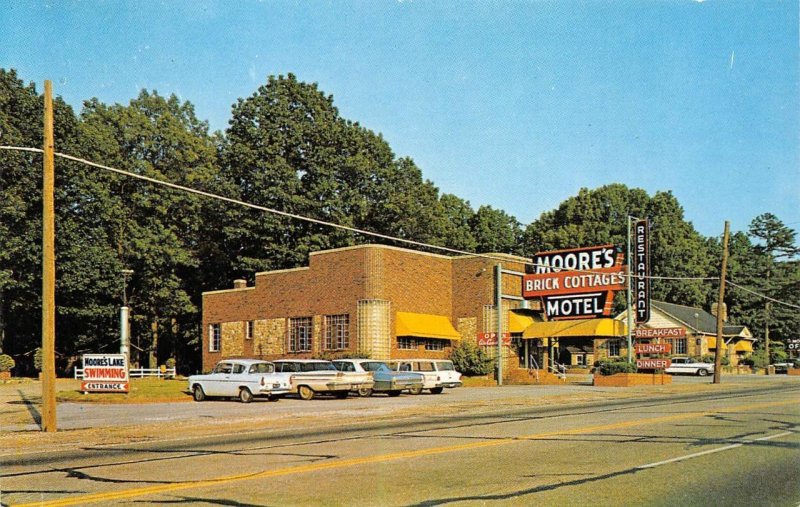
246,320 -> 254,340
289,317 -> 313,352
398,337 -> 416,350
209,324 -> 221,352
674,338 -> 687,355
608,339 -> 621,357
324,314 -> 350,350
424,339 -> 445,351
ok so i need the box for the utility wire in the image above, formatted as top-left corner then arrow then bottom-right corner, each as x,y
727,281 -> 800,310
1,145 -> 793,306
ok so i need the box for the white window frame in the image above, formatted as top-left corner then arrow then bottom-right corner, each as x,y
289,317 -> 313,353
209,324 -> 221,352
398,337 -> 416,350
324,314 -> 350,350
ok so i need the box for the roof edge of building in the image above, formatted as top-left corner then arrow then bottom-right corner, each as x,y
308,243 -> 454,260
255,266 -> 311,277
202,286 -> 255,296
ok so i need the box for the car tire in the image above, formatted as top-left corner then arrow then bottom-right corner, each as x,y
430,387 -> 444,394
239,387 -> 253,403
298,385 -> 315,401
408,386 -> 423,395
192,385 -> 206,402
387,390 -> 402,397
357,387 -> 373,397
696,369 -> 709,377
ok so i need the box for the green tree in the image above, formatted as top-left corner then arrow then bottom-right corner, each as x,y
219,74 -> 457,278
471,205 -> 523,255
79,91 -> 218,369
524,185 -> 715,307
0,69 -> 121,372
439,194 -> 477,251
747,213 -> 799,360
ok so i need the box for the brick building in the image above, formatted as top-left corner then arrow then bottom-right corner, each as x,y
201,244 -> 535,372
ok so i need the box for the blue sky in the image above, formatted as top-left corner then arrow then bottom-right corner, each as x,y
2,1 -> 798,238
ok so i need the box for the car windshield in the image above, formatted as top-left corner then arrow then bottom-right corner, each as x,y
248,363 -> 274,374
437,361 -> 455,371
361,362 -> 389,373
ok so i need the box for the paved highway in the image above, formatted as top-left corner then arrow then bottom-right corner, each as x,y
2,379 -> 798,506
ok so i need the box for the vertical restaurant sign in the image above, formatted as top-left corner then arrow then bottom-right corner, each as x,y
634,219 -> 650,324
523,245 -> 627,320
81,354 -> 129,393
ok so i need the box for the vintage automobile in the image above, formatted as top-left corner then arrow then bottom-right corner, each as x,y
385,359 -> 463,394
664,357 -> 715,376
332,359 -> 424,397
188,359 -> 291,403
272,359 -> 374,400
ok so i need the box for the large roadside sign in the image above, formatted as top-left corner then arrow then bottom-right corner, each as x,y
81,354 -> 129,393
636,358 -> 671,370
633,219 -> 651,324
635,342 -> 672,354
633,327 -> 686,340
523,245 -> 626,320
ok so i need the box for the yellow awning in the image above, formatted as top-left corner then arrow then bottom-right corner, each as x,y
522,318 -> 626,339
508,312 -> 536,334
735,340 -> 754,352
707,337 -> 731,349
395,312 -> 461,340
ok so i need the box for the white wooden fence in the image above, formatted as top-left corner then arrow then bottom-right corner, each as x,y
74,367 -> 176,379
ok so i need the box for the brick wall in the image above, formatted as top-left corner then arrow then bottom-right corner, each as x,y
202,245 -> 534,370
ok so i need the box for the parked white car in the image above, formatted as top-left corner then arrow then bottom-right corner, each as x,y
385,359 -> 463,394
272,359 -> 374,400
332,359 -> 425,397
188,359 -> 291,403
665,357 -> 714,377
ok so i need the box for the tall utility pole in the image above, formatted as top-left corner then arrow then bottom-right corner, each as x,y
42,80 -> 57,432
713,221 -> 730,384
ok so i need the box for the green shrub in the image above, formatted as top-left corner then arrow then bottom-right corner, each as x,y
34,347 -> 43,371
594,359 -> 637,376
0,354 -> 15,372
449,341 -> 492,376
699,354 -> 729,366
165,357 -> 176,369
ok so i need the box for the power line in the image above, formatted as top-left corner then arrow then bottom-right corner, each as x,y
2,145 -> 796,309
727,280 -> 800,310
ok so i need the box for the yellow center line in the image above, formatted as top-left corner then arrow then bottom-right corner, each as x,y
14,399 -> 798,507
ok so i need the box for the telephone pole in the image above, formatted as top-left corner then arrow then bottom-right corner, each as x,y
713,221 -> 730,384
42,80 -> 57,431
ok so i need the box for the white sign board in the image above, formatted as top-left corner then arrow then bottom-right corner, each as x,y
81,354 -> 129,393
